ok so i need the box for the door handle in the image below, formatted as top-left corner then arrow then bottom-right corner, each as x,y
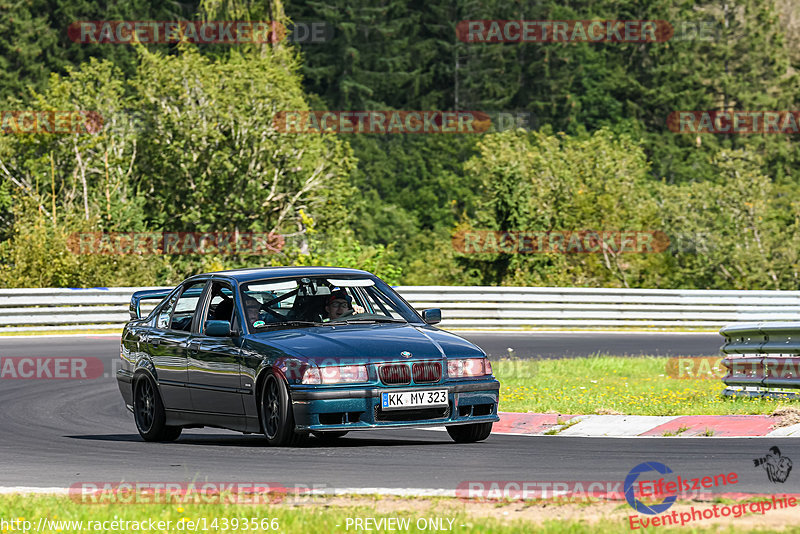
151,338 -> 161,347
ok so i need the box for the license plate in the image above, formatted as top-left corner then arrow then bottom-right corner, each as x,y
381,389 -> 448,411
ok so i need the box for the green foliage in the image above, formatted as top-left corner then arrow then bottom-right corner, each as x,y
0,43 -> 356,287
295,232 -> 403,285
461,129 -> 661,287
461,129 -> 800,289
0,0 -> 58,103
0,0 -> 197,103
2,0 -> 800,289
649,150 -> 800,289
132,45 -> 354,235
0,198 -> 168,287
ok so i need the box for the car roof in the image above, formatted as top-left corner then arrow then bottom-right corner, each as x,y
186,266 -> 375,284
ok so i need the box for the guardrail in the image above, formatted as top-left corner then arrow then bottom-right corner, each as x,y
720,322 -> 800,397
2,286 -> 800,332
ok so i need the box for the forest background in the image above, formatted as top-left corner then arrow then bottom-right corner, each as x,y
1,0 -> 799,290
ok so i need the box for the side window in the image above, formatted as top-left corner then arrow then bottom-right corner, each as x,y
205,283 -> 235,324
156,292 -> 180,329
170,281 -> 207,332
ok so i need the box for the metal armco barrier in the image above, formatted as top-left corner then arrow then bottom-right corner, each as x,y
720,322 -> 800,397
2,286 -> 800,332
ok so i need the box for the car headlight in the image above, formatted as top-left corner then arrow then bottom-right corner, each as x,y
301,365 -> 369,384
447,358 -> 492,378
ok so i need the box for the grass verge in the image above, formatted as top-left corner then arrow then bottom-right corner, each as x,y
0,494 -> 795,533
493,355 -> 798,416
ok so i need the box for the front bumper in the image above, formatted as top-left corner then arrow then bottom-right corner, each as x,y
290,379 -> 500,432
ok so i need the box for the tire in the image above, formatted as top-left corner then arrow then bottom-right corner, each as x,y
446,422 -> 493,443
312,431 -> 349,442
260,372 -> 303,446
133,374 -> 182,442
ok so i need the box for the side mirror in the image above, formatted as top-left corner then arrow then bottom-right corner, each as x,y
205,320 -> 232,337
421,308 -> 441,325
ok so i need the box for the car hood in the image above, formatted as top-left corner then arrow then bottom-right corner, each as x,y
244,323 -> 485,365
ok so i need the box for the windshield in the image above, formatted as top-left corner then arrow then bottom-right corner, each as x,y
239,276 -> 419,330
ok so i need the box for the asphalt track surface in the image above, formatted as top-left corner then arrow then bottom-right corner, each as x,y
0,331 -> 725,360
1,332 -> 794,495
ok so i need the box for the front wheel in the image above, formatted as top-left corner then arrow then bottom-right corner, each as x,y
260,373 -> 303,446
446,422 -> 492,443
133,374 -> 182,442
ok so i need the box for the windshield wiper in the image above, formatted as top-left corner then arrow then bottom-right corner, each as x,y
328,317 -> 406,324
253,320 -> 319,329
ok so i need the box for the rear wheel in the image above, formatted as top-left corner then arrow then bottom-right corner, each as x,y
133,374 -> 182,442
260,373 -> 303,446
446,422 -> 492,443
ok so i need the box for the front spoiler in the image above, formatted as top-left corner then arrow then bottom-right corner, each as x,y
290,379 -> 500,432
301,414 -> 500,433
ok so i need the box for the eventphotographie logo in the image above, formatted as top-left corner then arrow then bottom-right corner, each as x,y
754,447 -> 793,483
624,462 -> 679,515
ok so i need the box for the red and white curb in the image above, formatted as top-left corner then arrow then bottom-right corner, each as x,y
479,412 -> 800,438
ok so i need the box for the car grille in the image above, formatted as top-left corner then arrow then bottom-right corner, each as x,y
379,364 -> 411,385
412,362 -> 441,383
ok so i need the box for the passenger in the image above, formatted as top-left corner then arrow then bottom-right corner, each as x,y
243,294 -> 265,325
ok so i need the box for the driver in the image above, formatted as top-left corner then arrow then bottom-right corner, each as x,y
324,290 -> 353,321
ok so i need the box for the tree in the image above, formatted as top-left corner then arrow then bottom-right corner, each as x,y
0,42 -> 357,286
461,128 -> 660,287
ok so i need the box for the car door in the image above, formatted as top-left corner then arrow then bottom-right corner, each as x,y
187,280 -> 246,415
148,280 -> 209,411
